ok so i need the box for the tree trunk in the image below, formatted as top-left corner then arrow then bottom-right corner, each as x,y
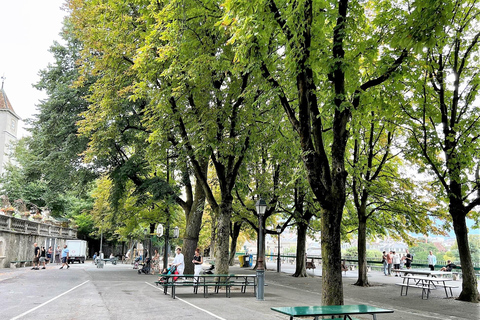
215,197 -> 233,275
451,205 -> 480,302
229,221 -> 242,266
209,218 -> 217,260
321,205 -> 344,306
354,207 -> 369,286
293,221 -> 308,277
182,180 -> 207,274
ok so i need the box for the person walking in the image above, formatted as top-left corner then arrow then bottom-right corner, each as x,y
192,248 -> 203,281
47,246 -> 53,264
39,246 -> 47,269
171,247 -> 184,276
392,251 -> 401,276
382,251 -> 388,276
55,245 -> 61,264
427,250 -> 437,271
404,249 -> 413,269
151,249 -> 160,274
386,251 -> 394,276
60,244 -> 70,269
31,243 -> 40,270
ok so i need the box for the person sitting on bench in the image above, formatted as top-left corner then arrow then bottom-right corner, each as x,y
440,260 -> 459,272
341,260 -> 348,273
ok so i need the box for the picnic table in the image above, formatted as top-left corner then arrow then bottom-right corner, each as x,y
396,275 -> 458,299
271,304 -> 394,320
392,269 -> 451,278
156,273 -> 257,299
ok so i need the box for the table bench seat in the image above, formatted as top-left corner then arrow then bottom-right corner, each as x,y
10,260 -> 33,269
157,280 -> 233,298
155,275 -> 256,299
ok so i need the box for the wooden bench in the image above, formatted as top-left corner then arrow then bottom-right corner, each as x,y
271,304 -> 394,320
10,260 -> 33,269
397,275 -> 458,299
395,282 -> 432,299
102,258 -> 117,265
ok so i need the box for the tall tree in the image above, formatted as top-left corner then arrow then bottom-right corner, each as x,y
67,0 -> 209,270
1,25 -> 97,215
129,0 -> 270,275
402,0 -> 480,302
347,97 -> 438,286
221,0 -> 439,304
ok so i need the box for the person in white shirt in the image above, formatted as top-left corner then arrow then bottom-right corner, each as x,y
427,251 -> 437,271
392,251 -> 401,276
171,248 -> 185,275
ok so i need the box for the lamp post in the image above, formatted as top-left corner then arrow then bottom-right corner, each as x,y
255,198 -> 267,301
143,228 -> 148,261
276,224 -> 281,273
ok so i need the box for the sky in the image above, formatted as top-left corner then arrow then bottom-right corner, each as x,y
0,0 -> 67,138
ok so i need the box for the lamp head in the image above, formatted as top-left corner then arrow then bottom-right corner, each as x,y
255,198 -> 267,216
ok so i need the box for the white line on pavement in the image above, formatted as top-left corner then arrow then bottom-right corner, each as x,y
10,280 -> 90,320
145,282 -> 227,320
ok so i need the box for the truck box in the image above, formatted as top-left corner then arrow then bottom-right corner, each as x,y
65,240 -> 87,264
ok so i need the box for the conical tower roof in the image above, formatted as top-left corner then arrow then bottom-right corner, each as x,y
0,78 -> 20,118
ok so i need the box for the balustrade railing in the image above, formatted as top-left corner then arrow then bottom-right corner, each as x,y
0,214 -> 77,238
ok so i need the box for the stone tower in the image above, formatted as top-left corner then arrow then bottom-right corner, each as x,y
0,78 -> 21,175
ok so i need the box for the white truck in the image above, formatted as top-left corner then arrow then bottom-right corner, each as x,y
65,240 -> 87,264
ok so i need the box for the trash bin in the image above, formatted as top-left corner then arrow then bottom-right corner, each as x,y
242,255 -> 249,267
238,255 -> 245,267
242,255 -> 253,267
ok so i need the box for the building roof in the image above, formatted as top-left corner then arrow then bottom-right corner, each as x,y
0,80 -> 20,118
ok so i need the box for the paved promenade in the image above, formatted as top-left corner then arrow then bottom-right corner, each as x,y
0,261 -> 478,319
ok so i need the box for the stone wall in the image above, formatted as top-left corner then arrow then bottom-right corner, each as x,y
0,215 -> 77,268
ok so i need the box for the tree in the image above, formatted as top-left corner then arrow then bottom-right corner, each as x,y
221,0 -> 439,304
67,0 -> 210,270
402,0 -> 480,302
1,25 -> 97,216
346,97 -> 439,286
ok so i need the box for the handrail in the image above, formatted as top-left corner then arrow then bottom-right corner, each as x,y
0,214 -> 77,238
261,253 -> 480,271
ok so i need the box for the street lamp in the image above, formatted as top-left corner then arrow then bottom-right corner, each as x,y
173,226 -> 179,238
276,224 -> 281,273
255,197 -> 267,301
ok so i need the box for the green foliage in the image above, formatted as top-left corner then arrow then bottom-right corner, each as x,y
408,241 -> 439,263
447,235 -> 480,265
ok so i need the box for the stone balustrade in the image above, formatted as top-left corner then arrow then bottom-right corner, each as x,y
0,214 -> 77,238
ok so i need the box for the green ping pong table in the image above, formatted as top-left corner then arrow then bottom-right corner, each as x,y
271,304 -> 394,320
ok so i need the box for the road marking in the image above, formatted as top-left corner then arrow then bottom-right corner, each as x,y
10,280 -> 90,320
145,282 -> 227,320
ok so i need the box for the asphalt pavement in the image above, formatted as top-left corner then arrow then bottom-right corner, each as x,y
0,260 -> 478,320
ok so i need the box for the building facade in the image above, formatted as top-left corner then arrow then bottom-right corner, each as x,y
0,80 -> 21,175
